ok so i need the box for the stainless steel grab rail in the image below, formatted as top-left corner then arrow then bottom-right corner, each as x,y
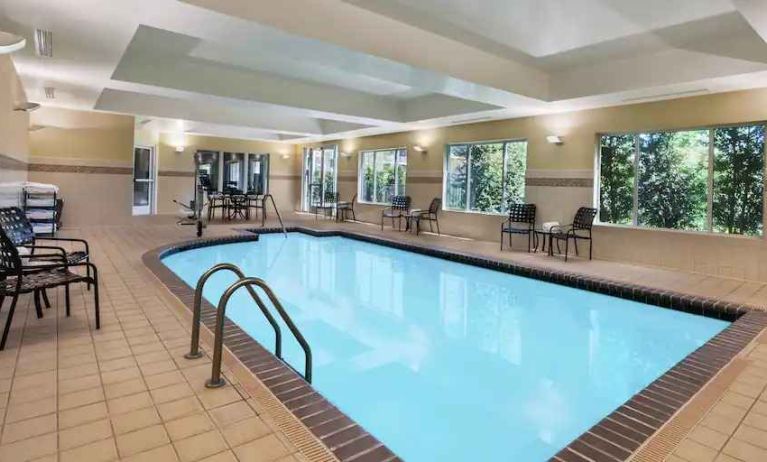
186,263 -> 282,360
207,277 -> 312,388
262,194 -> 287,237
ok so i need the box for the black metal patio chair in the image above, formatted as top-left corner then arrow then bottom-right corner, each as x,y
207,191 -> 226,221
315,191 -> 338,220
0,224 -> 100,350
381,195 -> 411,231
409,198 -> 441,235
336,194 -> 356,222
501,203 -> 536,252
553,207 -> 598,262
0,207 -> 92,309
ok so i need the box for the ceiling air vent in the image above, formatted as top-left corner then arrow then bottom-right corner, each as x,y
34,29 -> 52,57
44,87 -> 55,99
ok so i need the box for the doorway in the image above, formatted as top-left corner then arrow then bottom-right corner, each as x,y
248,153 -> 270,195
302,146 -> 337,211
132,146 -> 155,215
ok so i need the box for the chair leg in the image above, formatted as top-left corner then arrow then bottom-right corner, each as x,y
380,214 -> 384,230
500,230 -> 504,250
0,294 -> 20,350
589,240 -> 593,260
86,259 -> 91,291
0,295 -> 4,313
41,289 -> 51,309
527,232 -> 532,252
92,267 -> 100,329
565,238 -> 570,262
574,238 -> 579,256
33,291 -> 43,319
435,217 -> 440,235
65,284 -> 71,317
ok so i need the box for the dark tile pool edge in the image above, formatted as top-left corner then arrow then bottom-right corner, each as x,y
143,228 -> 767,462
142,233 -> 400,462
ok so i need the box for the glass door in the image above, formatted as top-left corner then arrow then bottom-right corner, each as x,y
223,152 -> 245,193
302,146 -> 337,211
195,150 -> 220,192
132,146 -> 155,215
247,154 -> 270,195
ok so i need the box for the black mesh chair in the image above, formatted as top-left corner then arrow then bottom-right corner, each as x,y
0,207 -> 92,305
553,207 -> 598,262
0,224 -> 100,350
336,194 -> 356,222
381,196 -> 411,231
315,191 -> 338,220
501,204 -> 536,252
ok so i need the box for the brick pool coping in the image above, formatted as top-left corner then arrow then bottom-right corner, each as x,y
143,226 -> 767,462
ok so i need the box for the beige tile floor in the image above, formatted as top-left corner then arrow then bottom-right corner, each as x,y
0,213 -> 764,462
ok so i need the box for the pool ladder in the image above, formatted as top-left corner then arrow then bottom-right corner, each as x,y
185,263 -> 312,387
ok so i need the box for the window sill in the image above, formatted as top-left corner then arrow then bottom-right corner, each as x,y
358,200 -> 391,207
593,222 -> 764,241
442,208 -> 506,217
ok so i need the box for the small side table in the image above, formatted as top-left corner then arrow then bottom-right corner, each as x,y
533,229 -> 555,256
406,209 -> 424,234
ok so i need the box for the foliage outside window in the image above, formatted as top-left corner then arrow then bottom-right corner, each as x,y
598,124 -> 765,236
444,140 -> 527,214
359,148 -> 407,204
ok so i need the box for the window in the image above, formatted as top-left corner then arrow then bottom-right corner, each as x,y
444,140 -> 527,214
598,124 -> 765,236
358,148 -> 407,204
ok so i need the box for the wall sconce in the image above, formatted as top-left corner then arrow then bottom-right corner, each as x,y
546,135 -> 564,145
413,145 -> 428,154
175,145 -> 185,153
340,151 -> 352,158
280,153 -> 291,160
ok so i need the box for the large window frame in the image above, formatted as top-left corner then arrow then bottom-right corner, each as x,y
596,122 -> 766,236
442,138 -> 528,215
357,147 -> 408,205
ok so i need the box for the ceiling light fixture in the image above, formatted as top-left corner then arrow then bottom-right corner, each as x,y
34,29 -> 53,57
546,135 -> 563,145
0,31 -> 26,54
44,87 -> 55,99
14,102 -> 40,112
413,145 -> 428,154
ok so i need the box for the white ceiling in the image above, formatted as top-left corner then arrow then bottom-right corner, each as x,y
2,0 -> 767,143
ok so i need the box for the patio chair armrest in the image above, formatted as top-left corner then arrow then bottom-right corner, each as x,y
20,244 -> 68,258
21,253 -> 68,268
35,237 -> 90,255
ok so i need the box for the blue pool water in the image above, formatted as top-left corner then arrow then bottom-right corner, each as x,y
162,233 -> 729,461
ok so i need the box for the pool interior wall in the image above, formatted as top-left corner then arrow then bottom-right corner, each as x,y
161,232 -> 730,461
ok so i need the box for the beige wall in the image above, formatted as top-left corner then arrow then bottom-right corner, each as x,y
0,55 -> 29,183
28,107 -> 135,226
155,133 -> 300,215
299,88 -> 767,281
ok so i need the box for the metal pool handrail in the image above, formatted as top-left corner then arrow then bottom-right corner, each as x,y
262,194 -> 287,237
186,263 -> 282,360
206,277 -> 313,388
